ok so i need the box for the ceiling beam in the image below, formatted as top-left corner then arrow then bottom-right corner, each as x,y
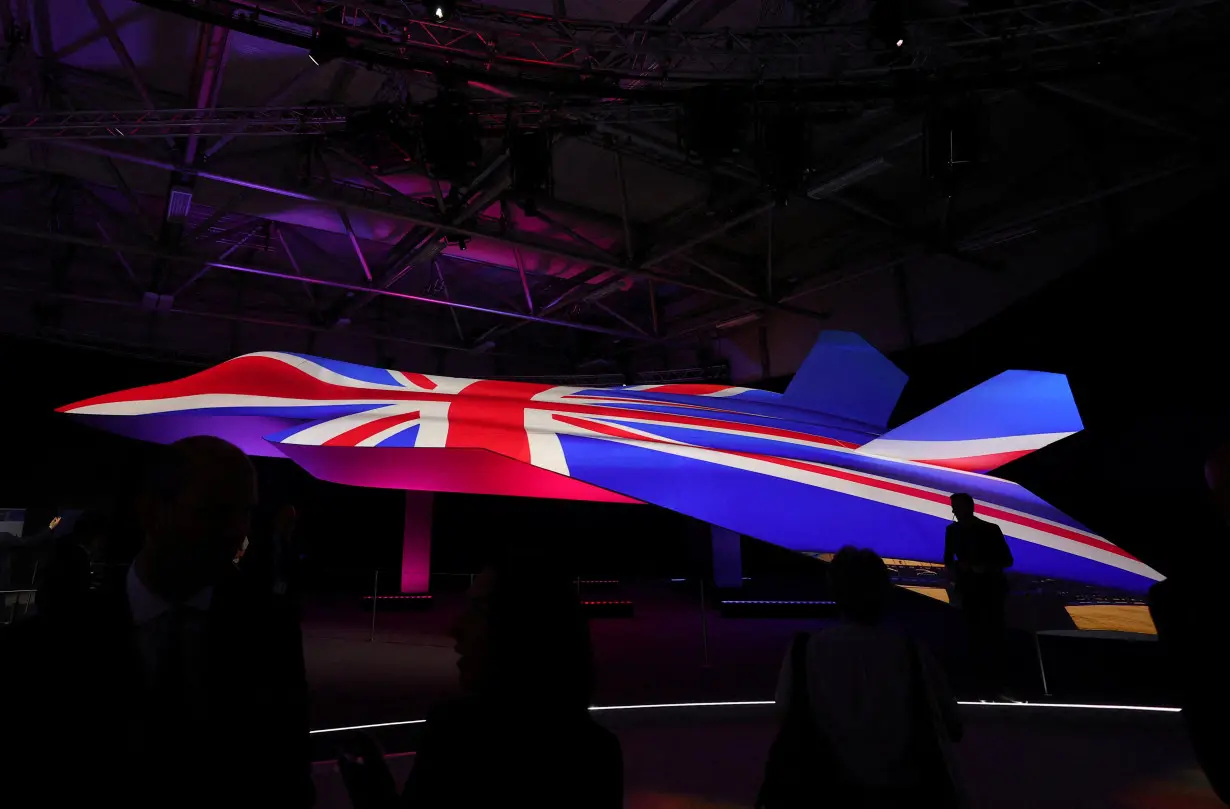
1034,82 -> 1197,142
183,23 -> 230,166
85,0 -> 157,111
203,67 -> 315,161
0,224 -> 656,341
0,280 -> 478,356
57,142 -> 827,322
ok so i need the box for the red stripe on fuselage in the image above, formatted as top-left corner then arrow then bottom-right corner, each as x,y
400,373 -> 437,390
323,411 -> 420,447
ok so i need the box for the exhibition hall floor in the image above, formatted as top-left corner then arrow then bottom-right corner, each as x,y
301,581 -> 1169,730
308,704 -> 1219,809
303,582 -> 940,729
300,583 -> 1203,807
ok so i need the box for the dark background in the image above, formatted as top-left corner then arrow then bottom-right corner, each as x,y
3,183 -> 1227,584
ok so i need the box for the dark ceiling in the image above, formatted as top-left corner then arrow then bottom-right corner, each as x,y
0,0 -> 1226,382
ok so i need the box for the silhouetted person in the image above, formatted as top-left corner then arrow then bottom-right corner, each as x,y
769,547 -> 963,808
944,492 -> 1013,694
1149,443 -> 1230,804
340,551 -> 623,809
0,436 -> 313,809
239,502 -> 300,601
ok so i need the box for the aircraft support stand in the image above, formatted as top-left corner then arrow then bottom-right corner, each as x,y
401,491 -> 433,594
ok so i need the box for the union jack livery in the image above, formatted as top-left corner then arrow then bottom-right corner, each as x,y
58,331 -> 1161,592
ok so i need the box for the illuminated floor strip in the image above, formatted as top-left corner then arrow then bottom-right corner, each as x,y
590,700 -> 774,711
959,700 -> 1179,713
310,718 -> 427,735
309,698 -> 1179,734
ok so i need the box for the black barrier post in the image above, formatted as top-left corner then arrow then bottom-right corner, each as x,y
1033,632 -> 1051,696
699,575 -> 712,669
370,569 -> 379,642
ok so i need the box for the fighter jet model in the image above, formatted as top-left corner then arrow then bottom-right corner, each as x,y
58,331 -> 1161,592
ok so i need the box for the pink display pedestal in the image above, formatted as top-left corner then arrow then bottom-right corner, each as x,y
401,491 -> 433,595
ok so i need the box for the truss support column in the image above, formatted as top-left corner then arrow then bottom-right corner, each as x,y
85,0 -> 156,110
401,491 -> 434,594
895,264 -> 915,349
649,279 -> 659,337
765,206 -> 774,300
515,248 -> 534,314
184,23 -> 231,166
758,322 -> 771,379
615,152 -> 634,263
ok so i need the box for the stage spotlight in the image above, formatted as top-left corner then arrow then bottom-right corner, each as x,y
869,0 -> 907,51
308,27 -> 346,66
432,0 -> 455,21
756,105 -> 811,203
679,87 -> 747,165
419,94 -> 482,182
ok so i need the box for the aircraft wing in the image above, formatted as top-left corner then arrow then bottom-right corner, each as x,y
510,416 -> 1161,593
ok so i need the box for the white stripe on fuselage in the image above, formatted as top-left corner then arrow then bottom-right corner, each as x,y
857,432 -> 1076,461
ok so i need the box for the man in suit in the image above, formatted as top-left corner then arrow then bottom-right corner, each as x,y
0,436 -> 314,809
1148,443 -> 1230,804
944,492 -> 1014,695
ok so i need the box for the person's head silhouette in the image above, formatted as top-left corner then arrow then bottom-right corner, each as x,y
137,436 -> 256,600
452,550 -> 593,714
950,492 -> 976,523
829,546 -> 890,625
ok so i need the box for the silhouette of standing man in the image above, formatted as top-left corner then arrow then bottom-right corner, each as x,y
1147,443 -> 1230,804
0,436 -> 313,809
944,492 -> 1013,695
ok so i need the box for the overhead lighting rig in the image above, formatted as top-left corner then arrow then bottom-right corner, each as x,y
431,0 -> 456,21
757,104 -> 813,204
508,129 -> 554,216
678,87 -> 748,166
308,21 -> 347,66
419,92 -> 483,183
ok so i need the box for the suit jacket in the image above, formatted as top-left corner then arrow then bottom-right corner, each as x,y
943,518 -> 1013,593
0,568 -> 313,809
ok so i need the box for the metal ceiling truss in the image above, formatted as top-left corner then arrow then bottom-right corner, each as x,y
127,0 -> 1222,89
3,0 -> 1221,369
0,103 -> 684,141
0,222 -> 653,341
0,145 -> 813,354
50,141 -> 827,322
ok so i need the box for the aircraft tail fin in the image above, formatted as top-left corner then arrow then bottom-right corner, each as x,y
857,370 -> 1083,473
781,331 -> 907,429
